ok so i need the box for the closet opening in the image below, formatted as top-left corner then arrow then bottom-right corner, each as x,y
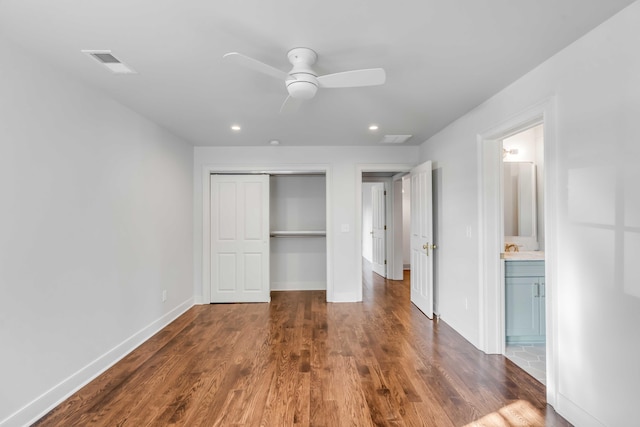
270,173 -> 327,292
204,168 -> 331,304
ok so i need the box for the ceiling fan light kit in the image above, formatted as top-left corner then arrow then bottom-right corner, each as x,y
286,76 -> 318,99
223,46 -> 386,112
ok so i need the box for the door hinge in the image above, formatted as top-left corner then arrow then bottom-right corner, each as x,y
384,190 -> 387,196
384,225 -> 387,230
384,260 -> 387,265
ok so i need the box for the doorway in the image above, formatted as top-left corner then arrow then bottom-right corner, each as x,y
361,174 -> 407,280
501,124 -> 546,384
362,181 -> 387,277
357,162 -> 436,321
356,164 -> 413,301
478,97 -> 558,405
361,171 -> 410,281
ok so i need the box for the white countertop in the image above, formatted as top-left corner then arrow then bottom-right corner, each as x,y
502,251 -> 545,260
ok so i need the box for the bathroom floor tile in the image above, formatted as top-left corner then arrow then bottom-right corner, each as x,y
505,343 -> 546,385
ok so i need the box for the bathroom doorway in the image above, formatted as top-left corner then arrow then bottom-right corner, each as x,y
502,124 -> 547,384
477,97 -> 559,405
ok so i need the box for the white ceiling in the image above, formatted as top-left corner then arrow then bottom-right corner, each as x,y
0,0 -> 635,147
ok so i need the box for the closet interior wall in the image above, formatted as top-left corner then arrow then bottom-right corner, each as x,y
270,174 -> 327,291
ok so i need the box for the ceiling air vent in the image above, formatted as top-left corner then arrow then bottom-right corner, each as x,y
380,134 -> 412,144
82,50 -> 136,74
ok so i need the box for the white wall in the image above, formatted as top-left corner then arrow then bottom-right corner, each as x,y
194,146 -> 419,302
0,37 -> 194,426
419,2 -> 640,425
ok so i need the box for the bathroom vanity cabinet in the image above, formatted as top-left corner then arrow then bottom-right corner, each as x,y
505,260 -> 545,343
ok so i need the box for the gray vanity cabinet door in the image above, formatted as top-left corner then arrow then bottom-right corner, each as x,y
505,277 -> 541,337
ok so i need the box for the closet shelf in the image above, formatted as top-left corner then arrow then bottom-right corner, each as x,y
270,230 -> 326,238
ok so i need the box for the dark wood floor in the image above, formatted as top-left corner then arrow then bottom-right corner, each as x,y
35,266 -> 571,426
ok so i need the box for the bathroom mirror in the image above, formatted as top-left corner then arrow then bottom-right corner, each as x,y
504,162 -> 537,244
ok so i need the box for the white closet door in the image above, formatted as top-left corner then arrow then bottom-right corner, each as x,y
371,183 -> 387,277
410,161 -> 434,318
210,174 -> 270,303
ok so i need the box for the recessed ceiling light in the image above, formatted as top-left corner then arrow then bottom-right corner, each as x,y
82,50 -> 136,74
231,125 -> 241,131
369,125 -> 379,131
269,140 -> 280,146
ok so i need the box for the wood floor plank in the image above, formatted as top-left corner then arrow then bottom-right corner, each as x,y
34,264 -> 571,426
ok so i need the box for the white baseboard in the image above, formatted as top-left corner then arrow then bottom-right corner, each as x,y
2,298 -> 194,427
557,392 -> 606,427
331,291 -> 360,302
270,281 -> 326,291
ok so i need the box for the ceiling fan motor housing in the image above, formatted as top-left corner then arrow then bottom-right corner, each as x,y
286,47 -> 319,99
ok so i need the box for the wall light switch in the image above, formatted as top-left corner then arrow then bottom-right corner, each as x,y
341,224 -> 350,233
162,290 -> 167,302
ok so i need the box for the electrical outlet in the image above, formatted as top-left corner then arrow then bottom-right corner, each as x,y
162,290 -> 167,302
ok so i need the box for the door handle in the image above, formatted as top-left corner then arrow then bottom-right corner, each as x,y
423,243 -> 437,256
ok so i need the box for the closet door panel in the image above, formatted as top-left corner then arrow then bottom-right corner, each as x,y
244,253 -> 264,291
243,181 -> 266,240
216,182 -> 238,240
217,253 -> 237,291
211,174 -> 270,302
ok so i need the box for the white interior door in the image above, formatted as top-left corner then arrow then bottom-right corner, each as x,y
371,183 -> 387,277
210,174 -> 270,303
410,161 -> 434,318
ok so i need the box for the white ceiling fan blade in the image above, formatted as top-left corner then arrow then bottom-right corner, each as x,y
279,96 -> 304,114
223,52 -> 289,80
317,68 -> 386,88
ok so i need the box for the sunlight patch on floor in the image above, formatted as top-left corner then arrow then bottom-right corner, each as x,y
465,400 -> 544,427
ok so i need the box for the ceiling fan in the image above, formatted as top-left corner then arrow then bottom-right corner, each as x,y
223,47 -> 386,113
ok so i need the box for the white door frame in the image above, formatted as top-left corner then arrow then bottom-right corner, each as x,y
201,165 -> 332,303
477,97 -> 558,407
356,164 -> 413,300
